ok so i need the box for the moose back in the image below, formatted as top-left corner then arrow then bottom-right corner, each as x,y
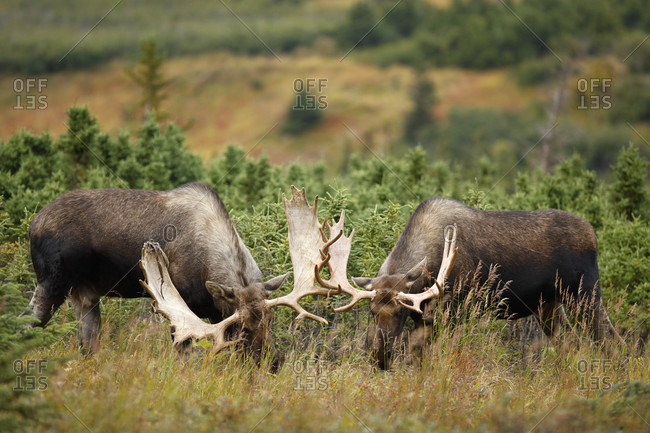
28,183 -> 288,352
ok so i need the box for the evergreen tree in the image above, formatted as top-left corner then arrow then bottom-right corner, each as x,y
611,143 -> 649,220
126,40 -> 171,121
282,89 -> 324,135
339,2 -> 382,49
407,145 -> 427,183
403,74 -> 435,145
384,0 -> 420,37
59,107 -> 102,187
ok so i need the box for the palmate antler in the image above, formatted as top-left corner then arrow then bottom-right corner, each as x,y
139,242 -> 241,352
327,221 -> 458,314
140,187 -> 340,354
264,186 -> 342,324
315,211 -> 377,313
396,224 -> 458,314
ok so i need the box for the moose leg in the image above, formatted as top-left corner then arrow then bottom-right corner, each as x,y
407,324 -> 427,364
406,309 -> 434,364
29,282 -> 66,327
70,289 -> 102,355
373,328 -> 396,371
172,334 -> 192,358
538,300 -> 573,344
590,303 -> 625,346
568,278 -> 623,346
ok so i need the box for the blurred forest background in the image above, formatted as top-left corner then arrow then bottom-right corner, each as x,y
1,0 -> 649,172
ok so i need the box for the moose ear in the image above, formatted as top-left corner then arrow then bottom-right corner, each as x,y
206,280 -> 236,303
352,277 -> 373,290
263,272 -> 289,292
405,257 -> 428,284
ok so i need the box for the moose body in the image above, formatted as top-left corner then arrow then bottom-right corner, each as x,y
29,183 -> 286,353
353,197 -> 621,369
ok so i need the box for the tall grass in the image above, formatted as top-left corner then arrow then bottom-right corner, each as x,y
22,270 -> 650,433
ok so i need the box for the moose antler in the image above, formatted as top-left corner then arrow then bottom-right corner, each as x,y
396,224 -> 458,314
316,211 -> 377,313
264,186 -> 341,324
139,241 -> 241,352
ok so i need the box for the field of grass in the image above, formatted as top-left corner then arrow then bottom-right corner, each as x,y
20,300 -> 650,433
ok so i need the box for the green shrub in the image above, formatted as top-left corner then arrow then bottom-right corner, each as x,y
611,143 -> 649,220
609,76 -> 650,124
282,89 -> 325,136
1,105 -> 648,356
513,56 -> 563,87
598,217 -> 650,338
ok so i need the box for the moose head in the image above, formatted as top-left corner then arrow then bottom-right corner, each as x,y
314,215 -> 458,370
139,186 -> 342,363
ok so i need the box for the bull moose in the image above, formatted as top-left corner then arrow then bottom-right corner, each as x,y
28,183 -> 335,359
325,197 -> 623,369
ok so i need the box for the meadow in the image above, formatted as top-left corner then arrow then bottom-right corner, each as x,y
1,109 -> 649,432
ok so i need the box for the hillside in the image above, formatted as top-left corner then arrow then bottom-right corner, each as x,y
3,0 -> 650,170
1,52 -> 546,164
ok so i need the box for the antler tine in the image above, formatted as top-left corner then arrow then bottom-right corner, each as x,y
319,219 -> 343,255
264,290 -> 332,324
139,241 -> 241,353
265,186 -> 341,324
315,255 -> 341,291
332,288 -> 376,313
313,218 -> 347,292
396,225 -> 458,314
319,210 -> 377,313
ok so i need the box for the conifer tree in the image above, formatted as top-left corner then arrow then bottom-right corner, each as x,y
126,40 -> 171,121
403,74 -> 435,145
611,143 -> 649,220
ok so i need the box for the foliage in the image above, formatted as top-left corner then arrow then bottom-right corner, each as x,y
598,217 -> 650,339
0,0 -> 339,74
282,89 -> 325,136
403,74 -> 436,145
611,144 -> 649,220
0,203 -> 73,431
5,0 -> 650,75
609,75 -> 650,124
513,56 -> 564,87
0,107 -> 202,225
349,0 -> 650,70
1,108 -> 649,432
126,40 -> 171,121
423,107 -> 539,170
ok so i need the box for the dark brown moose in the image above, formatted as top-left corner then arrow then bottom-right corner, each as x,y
330,197 -> 623,369
29,183 -> 336,359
